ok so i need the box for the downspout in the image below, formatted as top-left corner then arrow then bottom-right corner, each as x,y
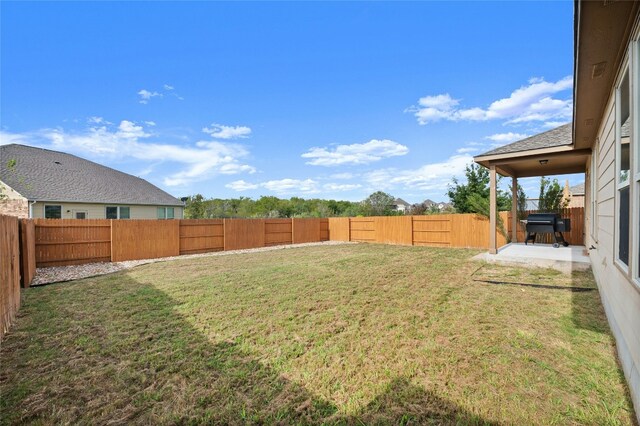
28,199 -> 37,219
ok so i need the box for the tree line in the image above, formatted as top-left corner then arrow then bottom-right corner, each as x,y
184,164 -> 568,219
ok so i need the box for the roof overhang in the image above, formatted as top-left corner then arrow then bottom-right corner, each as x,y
573,0 -> 639,149
475,146 -> 590,178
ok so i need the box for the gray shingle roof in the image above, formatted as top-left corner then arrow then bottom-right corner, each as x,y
476,123 -> 572,157
0,144 -> 183,206
569,182 -> 585,195
393,198 -> 410,206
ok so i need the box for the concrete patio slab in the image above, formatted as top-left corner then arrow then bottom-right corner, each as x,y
473,243 -> 591,274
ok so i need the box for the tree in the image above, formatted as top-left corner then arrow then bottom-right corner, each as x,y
516,184 -> 527,220
1,159 -> 17,201
447,164 -> 510,213
537,177 -> 567,212
361,191 -> 395,216
184,194 -> 206,218
466,193 -> 510,242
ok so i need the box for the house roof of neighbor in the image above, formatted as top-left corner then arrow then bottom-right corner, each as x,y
570,183 -> 585,195
0,144 -> 183,206
476,123 -> 572,157
393,198 -> 410,206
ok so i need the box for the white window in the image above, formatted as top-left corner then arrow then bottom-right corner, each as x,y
44,205 -> 62,219
157,207 -> 175,219
106,206 -> 130,219
616,68 -> 631,268
74,211 -> 87,219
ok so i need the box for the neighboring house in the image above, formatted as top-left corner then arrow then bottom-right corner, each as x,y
423,199 -> 452,212
525,181 -> 585,211
0,144 -> 184,219
391,198 -> 411,214
566,182 -> 585,208
475,1 -> 640,417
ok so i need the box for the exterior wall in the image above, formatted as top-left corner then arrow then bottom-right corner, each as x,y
0,180 -> 26,200
0,181 -> 28,218
0,199 -> 28,218
588,90 -> 640,415
30,202 -> 183,220
567,194 -> 585,208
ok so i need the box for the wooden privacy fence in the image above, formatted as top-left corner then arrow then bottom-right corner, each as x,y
24,209 -> 584,269
330,208 -> 584,248
29,218 -> 330,267
1,215 -> 21,340
504,207 -> 585,246
329,214 -> 509,248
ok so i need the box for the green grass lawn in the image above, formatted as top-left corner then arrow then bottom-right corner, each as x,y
0,244 -> 635,425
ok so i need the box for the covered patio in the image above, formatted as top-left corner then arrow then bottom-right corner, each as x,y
474,123 -> 590,255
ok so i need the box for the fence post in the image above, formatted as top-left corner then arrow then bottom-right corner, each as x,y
110,219 -> 114,262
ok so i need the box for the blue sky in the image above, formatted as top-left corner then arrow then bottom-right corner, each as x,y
1,1 -> 580,203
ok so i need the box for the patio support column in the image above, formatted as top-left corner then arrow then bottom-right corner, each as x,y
489,165 -> 497,254
511,176 -> 518,243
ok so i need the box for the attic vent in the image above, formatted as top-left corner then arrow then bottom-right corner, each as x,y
592,62 -> 607,78
54,161 -> 61,165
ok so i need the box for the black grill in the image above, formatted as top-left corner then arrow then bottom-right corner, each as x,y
524,213 -> 571,248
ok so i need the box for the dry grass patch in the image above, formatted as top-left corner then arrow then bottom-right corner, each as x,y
0,244 -> 635,425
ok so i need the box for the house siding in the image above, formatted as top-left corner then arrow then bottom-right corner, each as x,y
587,87 -> 640,416
30,202 -> 183,220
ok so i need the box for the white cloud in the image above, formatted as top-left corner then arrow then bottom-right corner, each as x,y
364,154 -> 473,192
87,116 -> 111,125
323,183 -> 362,191
263,178 -> 318,194
302,139 -> 409,166
138,89 -> 162,104
409,76 -> 573,125
145,121 -> 157,127
226,178 -> 362,195
163,84 -> 174,91
3,120 -> 256,187
202,123 -> 252,140
485,132 -> 529,143
540,120 -> 570,129
0,131 -> 29,146
226,180 -> 259,191
330,172 -> 355,180
456,147 -> 478,154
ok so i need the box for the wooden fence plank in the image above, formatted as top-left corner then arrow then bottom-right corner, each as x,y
292,218 -> 321,244
111,220 -> 180,262
1,215 -> 21,340
350,218 -> 375,242
265,219 -> 293,246
179,219 -> 224,254
19,219 -> 36,288
413,215 -> 452,247
328,217 -> 350,241
34,219 -> 111,267
375,216 -> 412,245
224,219 -> 265,250
319,219 -> 329,241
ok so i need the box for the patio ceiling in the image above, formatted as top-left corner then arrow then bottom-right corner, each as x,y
474,146 -> 590,178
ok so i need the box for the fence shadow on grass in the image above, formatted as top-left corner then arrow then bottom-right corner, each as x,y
0,273 -> 496,425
